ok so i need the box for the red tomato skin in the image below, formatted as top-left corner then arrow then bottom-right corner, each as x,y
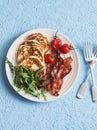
51,38 -> 62,50
59,44 -> 70,54
45,54 -> 54,63
62,43 -> 70,48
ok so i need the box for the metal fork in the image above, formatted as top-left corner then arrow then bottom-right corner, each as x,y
77,46 -> 97,99
91,47 -> 97,102
83,42 -> 97,102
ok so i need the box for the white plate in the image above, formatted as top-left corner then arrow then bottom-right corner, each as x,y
5,28 -> 79,102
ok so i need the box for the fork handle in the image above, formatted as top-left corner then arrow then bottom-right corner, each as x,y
92,86 -> 97,102
90,64 -> 95,86
77,81 -> 88,98
77,70 -> 90,99
89,64 -> 97,102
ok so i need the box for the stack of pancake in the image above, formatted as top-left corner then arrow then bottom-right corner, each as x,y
16,33 -> 49,71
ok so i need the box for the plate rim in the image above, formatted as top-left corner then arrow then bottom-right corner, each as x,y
5,28 -> 79,102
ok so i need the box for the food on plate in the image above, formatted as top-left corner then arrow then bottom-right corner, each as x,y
6,32 -> 73,100
45,53 -> 55,64
16,33 -> 49,71
45,51 -> 72,96
59,44 -> 70,54
26,33 -> 49,53
51,38 -> 62,50
6,58 -> 47,100
59,43 -> 74,54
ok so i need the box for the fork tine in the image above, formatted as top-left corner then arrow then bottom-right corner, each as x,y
83,42 -> 87,60
94,52 -> 97,58
95,52 -> 97,57
84,42 -> 88,60
84,42 -> 92,61
88,42 -> 92,58
86,42 -> 89,58
93,47 -> 97,57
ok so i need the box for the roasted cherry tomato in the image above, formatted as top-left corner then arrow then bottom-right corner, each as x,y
51,38 -> 62,50
59,43 -> 70,54
45,54 -> 54,63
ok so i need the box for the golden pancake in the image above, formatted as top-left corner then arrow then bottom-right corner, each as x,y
26,33 -> 49,53
16,33 -> 49,71
18,56 -> 45,71
17,46 -> 43,63
17,41 -> 44,56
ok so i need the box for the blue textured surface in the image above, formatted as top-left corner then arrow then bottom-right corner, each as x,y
1,0 -> 97,130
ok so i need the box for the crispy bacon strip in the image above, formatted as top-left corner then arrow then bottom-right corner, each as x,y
46,54 -> 73,96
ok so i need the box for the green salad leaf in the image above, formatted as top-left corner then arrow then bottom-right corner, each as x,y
6,57 -> 47,101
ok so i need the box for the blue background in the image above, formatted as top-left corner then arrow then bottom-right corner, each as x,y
0,0 -> 97,130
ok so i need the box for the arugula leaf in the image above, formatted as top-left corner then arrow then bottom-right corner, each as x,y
6,58 -> 47,100
5,57 -> 16,78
